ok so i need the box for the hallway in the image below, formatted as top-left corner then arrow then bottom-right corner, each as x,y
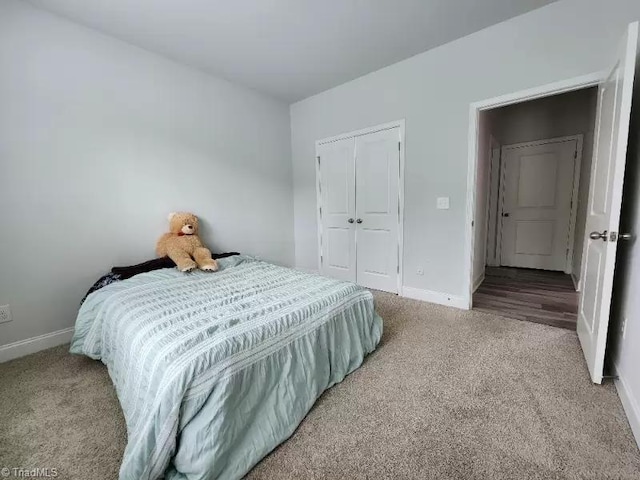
473,267 -> 578,330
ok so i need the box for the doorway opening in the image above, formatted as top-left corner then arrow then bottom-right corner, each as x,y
464,23 -> 637,385
470,85 -> 599,329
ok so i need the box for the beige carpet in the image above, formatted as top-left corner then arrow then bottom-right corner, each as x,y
1,292 -> 639,479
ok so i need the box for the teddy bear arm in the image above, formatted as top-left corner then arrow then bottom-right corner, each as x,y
190,235 -> 204,248
156,233 -> 172,257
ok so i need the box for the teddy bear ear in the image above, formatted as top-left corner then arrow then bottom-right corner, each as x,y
167,212 -> 177,221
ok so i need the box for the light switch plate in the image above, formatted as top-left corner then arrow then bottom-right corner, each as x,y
436,197 -> 450,209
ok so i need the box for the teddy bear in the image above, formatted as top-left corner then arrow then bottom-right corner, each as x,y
156,212 -> 219,272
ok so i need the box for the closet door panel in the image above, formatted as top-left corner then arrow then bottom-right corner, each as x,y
355,128 -> 400,293
317,138 -> 356,281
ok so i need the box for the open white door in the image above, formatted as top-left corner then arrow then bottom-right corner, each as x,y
577,22 -> 638,384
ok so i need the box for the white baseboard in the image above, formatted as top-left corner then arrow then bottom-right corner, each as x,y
473,273 -> 485,293
401,286 -> 467,310
295,266 -> 320,274
571,273 -> 581,292
0,327 -> 74,364
614,365 -> 640,450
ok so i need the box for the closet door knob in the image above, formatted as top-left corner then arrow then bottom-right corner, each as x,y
347,218 -> 354,223
356,218 -> 363,224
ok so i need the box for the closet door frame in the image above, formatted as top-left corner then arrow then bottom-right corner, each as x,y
315,119 -> 406,294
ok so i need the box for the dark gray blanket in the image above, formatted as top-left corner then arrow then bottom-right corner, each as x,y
81,253 -> 239,304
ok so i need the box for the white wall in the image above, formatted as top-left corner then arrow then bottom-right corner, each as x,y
485,88 -> 598,278
0,0 -> 293,347
472,110 -> 499,289
290,0 -> 640,300
485,137 -> 502,267
494,89 -> 597,146
610,59 -> 640,448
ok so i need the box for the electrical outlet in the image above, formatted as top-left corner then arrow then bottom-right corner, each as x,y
0,305 -> 12,324
621,317 -> 628,339
416,267 -> 424,276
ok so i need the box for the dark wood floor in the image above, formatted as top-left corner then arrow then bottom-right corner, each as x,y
473,267 -> 578,330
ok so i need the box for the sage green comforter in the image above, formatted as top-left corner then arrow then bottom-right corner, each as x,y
70,255 -> 382,479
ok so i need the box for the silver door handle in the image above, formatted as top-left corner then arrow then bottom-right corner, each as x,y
347,218 -> 354,224
502,212 -> 510,217
589,230 -> 608,241
610,232 -> 633,242
356,218 -> 363,224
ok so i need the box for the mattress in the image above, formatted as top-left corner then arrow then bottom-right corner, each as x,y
70,255 -> 382,479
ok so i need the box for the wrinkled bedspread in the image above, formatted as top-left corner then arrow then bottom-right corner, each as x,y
70,255 -> 382,480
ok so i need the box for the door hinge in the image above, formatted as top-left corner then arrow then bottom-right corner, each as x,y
317,156 -> 321,165
398,142 -> 401,152
574,150 -> 577,159
319,206 -> 322,217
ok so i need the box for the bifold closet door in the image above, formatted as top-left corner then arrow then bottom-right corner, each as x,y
355,128 -> 400,293
317,137 -> 356,282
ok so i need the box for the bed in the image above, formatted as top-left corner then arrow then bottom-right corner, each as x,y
70,255 -> 383,480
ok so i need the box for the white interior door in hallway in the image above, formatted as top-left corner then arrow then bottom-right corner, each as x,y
499,138 -> 579,272
316,125 -> 402,293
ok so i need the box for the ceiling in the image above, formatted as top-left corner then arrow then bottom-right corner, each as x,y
27,0 -> 557,102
